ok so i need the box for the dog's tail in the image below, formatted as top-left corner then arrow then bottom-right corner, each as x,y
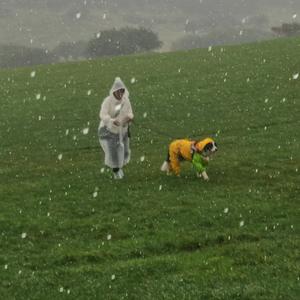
160,161 -> 170,172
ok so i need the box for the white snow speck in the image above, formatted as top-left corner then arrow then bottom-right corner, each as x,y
87,90 -> 92,96
143,112 -> 147,118
58,154 -> 63,160
103,13 -> 107,20
36,93 -> 41,100
208,46 -> 212,52
100,168 -> 105,173
59,287 -> 64,293
130,77 -> 136,84
159,185 -> 162,191
65,129 -> 69,136
76,12 -> 81,19
38,116 -> 42,121
93,191 -> 98,198
292,73 -> 299,80
96,32 -> 101,38
30,71 -> 36,78
107,234 -> 112,240
224,208 -> 229,214
4,264 -> 8,270
140,156 -> 145,162
21,232 -> 27,239
293,14 -> 297,19
82,127 -> 89,135
111,274 -> 116,280
239,220 -> 245,227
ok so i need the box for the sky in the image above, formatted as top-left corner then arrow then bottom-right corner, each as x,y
0,0 -> 299,51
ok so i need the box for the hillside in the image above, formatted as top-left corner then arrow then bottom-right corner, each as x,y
0,37 -> 299,299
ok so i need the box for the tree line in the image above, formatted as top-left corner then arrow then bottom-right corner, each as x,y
0,27 -> 162,68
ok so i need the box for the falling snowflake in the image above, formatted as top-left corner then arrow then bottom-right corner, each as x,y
38,116 -> 42,121
30,71 -> 36,78
36,93 -> 41,100
208,46 -> 212,52
93,191 -> 98,198
292,73 -> 299,80
143,112 -> 147,118
107,234 -> 112,240
239,220 -> 245,227
59,287 -> 64,293
111,274 -> 116,280
103,13 -> 107,20
140,156 -> 145,162
76,12 -> 81,19
159,185 -> 162,191
21,232 -> 27,239
82,128 -> 89,135
293,14 -> 297,19
224,208 -> 229,214
4,264 -> 8,270
65,129 -> 69,136
96,32 -> 101,38
87,90 -> 92,96
130,77 -> 136,84
100,168 -> 105,173
58,154 -> 63,160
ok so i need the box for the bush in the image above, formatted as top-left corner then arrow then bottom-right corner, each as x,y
271,22 -> 300,37
0,44 -> 54,68
87,27 -> 162,58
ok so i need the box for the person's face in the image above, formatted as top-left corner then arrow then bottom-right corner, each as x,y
113,88 -> 125,100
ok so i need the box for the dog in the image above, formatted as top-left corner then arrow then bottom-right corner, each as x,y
160,137 -> 218,180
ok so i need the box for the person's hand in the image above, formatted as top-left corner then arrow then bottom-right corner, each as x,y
123,116 -> 133,124
113,120 -> 120,126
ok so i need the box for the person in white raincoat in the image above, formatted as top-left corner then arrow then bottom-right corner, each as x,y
98,77 -> 134,179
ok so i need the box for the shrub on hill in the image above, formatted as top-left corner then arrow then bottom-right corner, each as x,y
271,22 -> 300,37
87,27 -> 162,58
0,44 -> 54,68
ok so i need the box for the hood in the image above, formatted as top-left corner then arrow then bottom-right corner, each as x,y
109,77 -> 129,100
195,138 -> 215,152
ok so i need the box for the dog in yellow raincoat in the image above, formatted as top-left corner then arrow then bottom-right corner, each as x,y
160,138 -> 218,180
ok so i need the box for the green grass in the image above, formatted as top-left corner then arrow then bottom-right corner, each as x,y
0,37 -> 299,299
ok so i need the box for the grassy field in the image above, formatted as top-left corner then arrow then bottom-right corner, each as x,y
0,37 -> 299,299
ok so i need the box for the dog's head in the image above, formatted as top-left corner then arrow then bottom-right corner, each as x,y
196,138 -> 218,156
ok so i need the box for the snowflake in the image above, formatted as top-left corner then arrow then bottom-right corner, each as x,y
292,73 -> 299,80
239,220 -> 245,227
21,232 -> 27,239
76,12 -> 81,19
107,234 -> 112,240
82,128 -> 89,135
143,112 -> 147,118
224,208 -> 229,214
93,191 -> 98,198
111,274 -> 116,280
36,94 -> 41,100
58,154 -> 63,160
130,77 -> 136,84
140,156 -> 145,162
30,71 -> 36,78
87,90 -> 92,96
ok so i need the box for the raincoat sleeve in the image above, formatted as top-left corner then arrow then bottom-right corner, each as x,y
100,97 -> 114,127
192,153 -> 207,173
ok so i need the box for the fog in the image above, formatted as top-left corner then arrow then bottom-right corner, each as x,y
0,0 -> 299,66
